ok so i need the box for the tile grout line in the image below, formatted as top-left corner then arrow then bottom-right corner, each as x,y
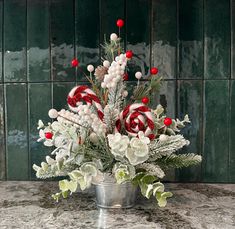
228,0 -> 233,182
26,0 -> 30,180
2,0 -> 6,180
202,0 -> 206,182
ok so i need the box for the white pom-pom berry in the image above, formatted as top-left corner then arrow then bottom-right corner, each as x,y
87,64 -> 94,72
122,90 -> 128,97
135,71 -> 142,80
103,60 -> 110,68
159,134 -> 168,142
48,109 -> 58,119
110,33 -> 118,41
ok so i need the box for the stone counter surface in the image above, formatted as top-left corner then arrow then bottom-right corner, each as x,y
0,182 -> 234,229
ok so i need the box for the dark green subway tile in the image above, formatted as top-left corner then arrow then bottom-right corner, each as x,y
53,82 -> 76,111
152,0 -> 177,80
203,80 -> 229,182
0,1 -> 2,82
0,84 -> 5,180
51,0 -> 75,81
100,0 -> 125,42
29,83 -> 51,180
4,0 -> 27,82
204,0 -> 230,79
126,0 -> 150,80
179,0 -> 203,79
229,80 -> 235,182
27,0 -> 50,82
76,0 -> 100,81
232,0 -> 235,79
151,80 -> 176,118
5,83 -> 28,180
176,80 -> 202,182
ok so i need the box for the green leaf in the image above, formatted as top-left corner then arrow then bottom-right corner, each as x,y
59,180 -> 69,192
52,192 -> 61,202
80,162 -> 98,177
67,180 -> 78,193
62,190 -> 69,198
152,182 -> 164,195
140,174 -> 157,184
69,170 -> 84,180
155,191 -> 173,207
132,172 -> 146,185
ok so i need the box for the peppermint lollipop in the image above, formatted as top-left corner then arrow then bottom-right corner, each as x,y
115,103 -> 155,139
67,85 -> 104,120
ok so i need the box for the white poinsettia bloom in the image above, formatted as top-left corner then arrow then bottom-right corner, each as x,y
138,131 -> 150,144
107,133 -> 129,157
126,137 -> 149,165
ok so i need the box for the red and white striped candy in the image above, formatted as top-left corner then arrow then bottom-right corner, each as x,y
115,103 -> 155,140
67,85 -> 104,120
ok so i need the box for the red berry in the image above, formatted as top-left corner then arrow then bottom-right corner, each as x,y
150,67 -> 158,75
141,97 -> 149,104
123,73 -> 128,81
71,58 -> 79,67
164,117 -> 172,126
116,19 -> 124,28
126,50 -> 133,59
45,132 -> 53,139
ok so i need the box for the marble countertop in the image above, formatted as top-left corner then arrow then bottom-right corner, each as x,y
0,182 -> 235,229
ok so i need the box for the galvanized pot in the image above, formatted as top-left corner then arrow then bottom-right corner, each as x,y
94,181 -> 137,209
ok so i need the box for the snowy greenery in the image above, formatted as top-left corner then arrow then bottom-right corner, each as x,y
33,31 -> 202,208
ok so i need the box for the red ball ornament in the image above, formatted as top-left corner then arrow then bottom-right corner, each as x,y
116,19 -> 124,28
141,97 -> 149,104
150,67 -> 158,75
71,58 -> 79,67
123,73 -> 128,81
126,50 -> 133,59
164,117 -> 172,126
45,132 -> 53,139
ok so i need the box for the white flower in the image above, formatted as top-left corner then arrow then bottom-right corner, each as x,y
126,137 -> 149,165
138,131 -> 150,144
107,133 -> 129,157
112,162 -> 135,184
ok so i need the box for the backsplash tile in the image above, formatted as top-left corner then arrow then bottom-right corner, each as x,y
5,83 -> 28,180
0,0 -> 234,182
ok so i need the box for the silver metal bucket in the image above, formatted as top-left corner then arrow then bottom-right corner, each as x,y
94,181 -> 137,209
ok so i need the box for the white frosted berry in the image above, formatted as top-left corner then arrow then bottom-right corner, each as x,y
103,60 -> 110,68
122,90 -> 128,97
110,33 -> 118,41
135,72 -> 142,80
48,109 -> 58,119
87,64 -> 94,72
159,134 -> 168,142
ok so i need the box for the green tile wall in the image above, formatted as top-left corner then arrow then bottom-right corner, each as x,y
0,0 -> 234,182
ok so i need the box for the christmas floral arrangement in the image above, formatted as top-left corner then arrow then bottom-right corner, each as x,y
33,19 -> 202,207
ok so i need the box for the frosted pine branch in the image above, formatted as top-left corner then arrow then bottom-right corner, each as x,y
136,163 -> 165,178
149,135 -> 190,161
108,81 -> 125,110
103,105 -> 119,133
155,153 -> 202,169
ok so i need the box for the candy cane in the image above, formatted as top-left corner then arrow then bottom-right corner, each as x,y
67,85 -> 104,120
115,103 -> 155,139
